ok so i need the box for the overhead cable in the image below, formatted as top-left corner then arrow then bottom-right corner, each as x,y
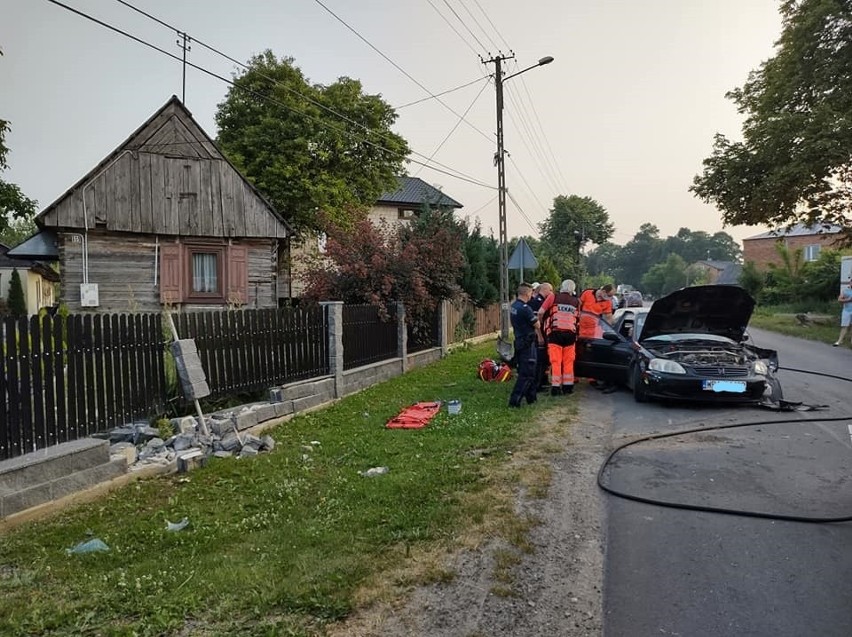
439,0 -> 489,54
46,0 -> 496,190
394,75 -> 489,109
414,80 -> 490,176
310,0 -> 494,144
423,0 -> 481,58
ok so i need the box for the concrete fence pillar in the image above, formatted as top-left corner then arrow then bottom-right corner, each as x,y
320,301 -> 344,397
439,299 -> 449,357
397,301 -> 408,373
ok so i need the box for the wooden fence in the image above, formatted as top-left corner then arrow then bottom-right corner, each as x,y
446,302 -> 500,343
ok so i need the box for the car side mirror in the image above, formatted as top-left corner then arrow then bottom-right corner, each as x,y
602,332 -> 620,342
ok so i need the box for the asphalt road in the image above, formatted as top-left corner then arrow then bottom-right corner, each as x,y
596,327 -> 852,637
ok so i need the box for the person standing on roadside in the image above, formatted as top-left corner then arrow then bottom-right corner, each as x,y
508,282 -> 543,408
539,279 -> 580,396
528,282 -> 553,390
578,284 -> 615,339
834,279 -> 852,347
578,284 -> 616,392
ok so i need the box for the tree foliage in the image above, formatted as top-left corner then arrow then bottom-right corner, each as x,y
300,208 -> 464,334
538,195 -> 613,281
459,218 -> 498,307
0,215 -> 36,247
215,51 -> 410,233
691,0 -> 852,241
7,268 -> 26,317
641,254 -> 690,297
1,120 -> 38,234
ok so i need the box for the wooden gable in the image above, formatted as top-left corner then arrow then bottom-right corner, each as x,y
37,96 -> 290,240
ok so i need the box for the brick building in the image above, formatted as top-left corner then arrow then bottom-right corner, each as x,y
742,223 -> 843,269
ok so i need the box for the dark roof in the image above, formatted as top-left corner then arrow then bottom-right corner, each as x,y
0,242 -> 60,282
696,259 -> 734,271
715,263 -> 743,285
376,176 -> 463,209
6,230 -> 59,260
744,223 -> 841,240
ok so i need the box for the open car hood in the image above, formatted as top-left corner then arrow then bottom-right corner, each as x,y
640,285 -> 756,342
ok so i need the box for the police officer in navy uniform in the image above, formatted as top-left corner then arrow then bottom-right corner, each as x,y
527,282 -> 553,391
509,282 -> 543,408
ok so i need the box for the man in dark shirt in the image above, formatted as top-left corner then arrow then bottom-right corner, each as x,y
509,282 -> 543,408
527,282 -> 552,390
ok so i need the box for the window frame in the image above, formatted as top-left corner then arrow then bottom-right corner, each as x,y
803,243 -> 821,262
184,244 -> 226,302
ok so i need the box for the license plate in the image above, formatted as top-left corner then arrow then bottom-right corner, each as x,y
702,380 -> 746,393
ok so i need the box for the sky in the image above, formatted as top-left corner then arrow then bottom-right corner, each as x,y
1,0 -> 784,249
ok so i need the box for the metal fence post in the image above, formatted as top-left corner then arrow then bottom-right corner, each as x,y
321,301 -> 344,397
397,301 -> 408,373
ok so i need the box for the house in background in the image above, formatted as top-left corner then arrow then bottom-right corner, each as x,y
28,96 -> 291,313
368,176 -> 463,226
289,176 -> 464,298
742,223 -> 842,269
692,260 -> 742,286
0,242 -> 60,315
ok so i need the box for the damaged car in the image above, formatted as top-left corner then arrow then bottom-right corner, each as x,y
574,285 -> 782,404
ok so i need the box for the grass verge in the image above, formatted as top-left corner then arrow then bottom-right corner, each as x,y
0,341 -> 573,637
750,308 -> 841,345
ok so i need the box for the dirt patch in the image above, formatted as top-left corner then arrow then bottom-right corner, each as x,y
331,396 -> 612,636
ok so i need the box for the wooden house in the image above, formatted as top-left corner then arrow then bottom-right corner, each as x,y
34,96 -> 292,312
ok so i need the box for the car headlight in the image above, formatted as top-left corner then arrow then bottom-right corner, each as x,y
753,361 -> 768,376
648,358 -> 687,374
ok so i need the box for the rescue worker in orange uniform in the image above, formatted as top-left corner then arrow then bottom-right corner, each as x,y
578,284 -> 615,339
578,284 -> 616,392
538,279 -> 580,396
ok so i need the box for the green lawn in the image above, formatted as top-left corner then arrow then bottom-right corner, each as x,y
0,342 -> 571,636
750,308 -> 841,345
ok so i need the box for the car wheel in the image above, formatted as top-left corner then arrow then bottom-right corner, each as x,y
632,365 -> 649,403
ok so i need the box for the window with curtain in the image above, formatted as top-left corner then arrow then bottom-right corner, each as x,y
191,252 -> 219,294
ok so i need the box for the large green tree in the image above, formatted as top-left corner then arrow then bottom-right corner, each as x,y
538,195 -> 614,281
692,0 -> 852,240
215,51 -> 410,233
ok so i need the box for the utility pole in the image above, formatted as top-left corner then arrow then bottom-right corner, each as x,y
484,53 -> 515,340
483,53 -> 554,340
176,31 -> 192,103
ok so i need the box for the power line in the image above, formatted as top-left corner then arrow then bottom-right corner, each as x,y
457,0 -> 501,53
310,0 -> 494,144
470,0 -> 512,52
423,0 -> 481,58
513,65 -> 570,192
506,189 -> 539,234
113,0 -> 486,183
440,0 -> 489,54
394,75 -> 488,109
507,153 -> 550,217
46,0 -> 496,190
504,97 -> 562,195
504,74 -> 564,192
414,80 -> 489,176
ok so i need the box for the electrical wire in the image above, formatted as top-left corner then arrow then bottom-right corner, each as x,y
47,0 -> 495,190
310,0 -> 494,144
470,0 -> 512,52
504,82 -> 563,194
440,0 -> 489,54
506,189 -> 539,233
507,150 -> 552,216
597,366 -> 852,523
456,0 -> 501,53
423,0 -> 481,58
515,72 -> 570,192
414,80 -> 490,176
111,0 -> 491,187
394,75 -> 489,109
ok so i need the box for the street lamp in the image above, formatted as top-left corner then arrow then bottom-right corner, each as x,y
486,54 -> 554,340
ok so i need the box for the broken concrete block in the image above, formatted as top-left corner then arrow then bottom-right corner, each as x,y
110,442 -> 137,465
240,446 -> 259,458
232,410 -> 258,431
177,449 -> 207,473
261,435 -> 275,451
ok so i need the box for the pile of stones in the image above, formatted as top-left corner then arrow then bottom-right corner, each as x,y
103,406 -> 277,474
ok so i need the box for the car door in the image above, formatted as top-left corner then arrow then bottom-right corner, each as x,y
574,311 -> 633,383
